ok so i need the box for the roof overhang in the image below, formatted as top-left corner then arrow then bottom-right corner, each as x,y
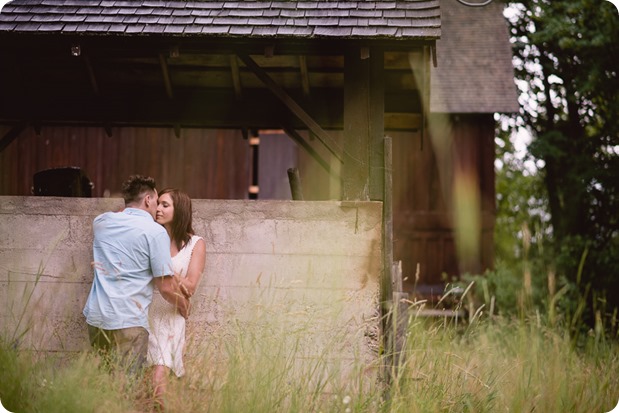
0,0 -> 440,133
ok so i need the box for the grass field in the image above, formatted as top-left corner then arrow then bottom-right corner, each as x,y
2,304 -> 618,413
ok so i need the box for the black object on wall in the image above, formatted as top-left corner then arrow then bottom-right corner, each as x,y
33,167 -> 93,197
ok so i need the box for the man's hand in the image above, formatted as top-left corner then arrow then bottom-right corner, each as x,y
154,275 -> 191,319
177,294 -> 191,319
174,274 -> 192,299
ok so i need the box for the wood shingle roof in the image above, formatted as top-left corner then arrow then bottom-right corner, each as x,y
0,0 -> 441,39
430,0 -> 518,113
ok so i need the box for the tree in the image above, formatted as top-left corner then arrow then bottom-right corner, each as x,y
505,0 -> 619,321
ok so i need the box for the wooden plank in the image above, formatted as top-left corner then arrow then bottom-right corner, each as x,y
237,53 -> 344,163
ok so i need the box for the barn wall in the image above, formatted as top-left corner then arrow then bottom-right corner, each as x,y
0,196 -> 381,382
0,125 -> 336,201
390,114 -> 496,289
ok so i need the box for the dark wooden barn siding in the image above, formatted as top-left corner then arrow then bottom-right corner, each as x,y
391,114 -> 496,287
0,126 -> 251,199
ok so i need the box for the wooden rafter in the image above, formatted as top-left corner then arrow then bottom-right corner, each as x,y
237,53 -> 343,163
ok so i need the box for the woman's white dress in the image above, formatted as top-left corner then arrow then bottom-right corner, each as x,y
147,235 -> 202,377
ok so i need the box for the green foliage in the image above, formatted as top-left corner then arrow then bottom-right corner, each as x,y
504,0 -> 619,319
494,128 -> 548,266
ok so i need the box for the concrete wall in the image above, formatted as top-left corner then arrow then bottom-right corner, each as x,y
0,196 -> 381,383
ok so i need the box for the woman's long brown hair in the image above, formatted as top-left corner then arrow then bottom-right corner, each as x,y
158,188 -> 194,250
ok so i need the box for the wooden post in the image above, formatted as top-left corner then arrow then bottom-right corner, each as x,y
382,135 -> 394,383
369,48 -> 385,202
391,261 -> 409,372
343,47 -> 384,201
249,133 -> 259,199
382,136 -> 394,306
381,137 -> 410,384
287,167 -> 304,200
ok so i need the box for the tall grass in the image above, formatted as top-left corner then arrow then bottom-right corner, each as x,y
2,263 -> 618,412
2,308 -> 618,412
0,344 -> 138,413
387,315 -> 618,413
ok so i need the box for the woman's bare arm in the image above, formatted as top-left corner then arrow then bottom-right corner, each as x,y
178,238 -> 206,298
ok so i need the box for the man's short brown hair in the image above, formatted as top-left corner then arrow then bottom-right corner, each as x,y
121,175 -> 156,205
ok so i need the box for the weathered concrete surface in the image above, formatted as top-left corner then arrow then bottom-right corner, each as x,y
0,196 -> 381,382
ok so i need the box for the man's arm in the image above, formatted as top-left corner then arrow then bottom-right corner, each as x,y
153,276 -> 191,319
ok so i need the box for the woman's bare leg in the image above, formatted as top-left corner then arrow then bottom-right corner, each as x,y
152,365 -> 169,410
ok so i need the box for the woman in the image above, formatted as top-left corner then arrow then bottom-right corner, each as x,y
147,188 -> 206,406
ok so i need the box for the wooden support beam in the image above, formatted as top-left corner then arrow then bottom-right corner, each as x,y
229,55 -> 242,100
342,47 -> 385,201
281,125 -> 339,180
158,53 -> 174,99
299,55 -> 310,97
0,121 -> 27,152
237,53 -> 343,163
83,55 -> 100,96
421,46 -> 432,150
369,49 -> 385,201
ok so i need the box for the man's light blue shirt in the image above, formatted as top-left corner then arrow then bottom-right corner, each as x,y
83,207 -> 173,331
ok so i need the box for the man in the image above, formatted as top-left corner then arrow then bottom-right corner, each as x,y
83,175 -> 189,374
